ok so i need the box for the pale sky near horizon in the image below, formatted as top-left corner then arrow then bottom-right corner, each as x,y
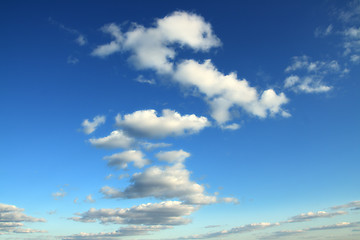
1,0 -> 360,239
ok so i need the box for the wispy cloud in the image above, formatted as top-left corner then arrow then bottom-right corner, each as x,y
49,17 -> 87,46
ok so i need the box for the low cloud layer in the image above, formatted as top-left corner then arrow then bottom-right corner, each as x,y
0,203 -> 46,234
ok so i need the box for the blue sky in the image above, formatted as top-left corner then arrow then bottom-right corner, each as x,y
1,0 -> 360,239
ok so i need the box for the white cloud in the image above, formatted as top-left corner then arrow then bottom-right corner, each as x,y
115,109 -> 210,138
135,75 -> 156,85
174,59 -> 289,124
0,203 -> 46,234
156,150 -> 190,164
219,197 -> 239,204
89,130 -> 134,149
100,162 -> 217,205
220,123 -> 241,130
103,150 -> 150,169
84,194 -> 96,203
70,201 -> 197,226
351,54 -> 360,63
75,35 -> 87,46
285,211 -> 347,223
283,56 -> 344,93
93,11 -> 220,74
63,225 -> 171,240
81,115 -> 106,134
284,75 -> 332,93
91,23 -> 123,57
52,188 -> 66,200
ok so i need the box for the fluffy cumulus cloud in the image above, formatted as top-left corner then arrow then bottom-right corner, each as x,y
284,55 -> 345,93
0,203 -> 46,234
89,130 -> 134,149
92,11 -> 220,73
100,162 -> 217,205
103,150 -> 150,169
285,211 -> 347,223
174,60 -> 289,124
70,201 -> 197,226
156,150 -> 190,164
115,109 -> 210,138
81,115 -> 106,134
92,12 -> 289,126
63,225 -> 171,240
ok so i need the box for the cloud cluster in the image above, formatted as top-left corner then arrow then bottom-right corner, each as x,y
103,150 -> 150,169
52,188 -> 67,200
70,201 -> 197,226
284,55 -> 345,93
116,109 -> 210,138
92,11 -> 289,126
0,203 -> 46,234
81,115 -> 106,134
100,161 -> 217,205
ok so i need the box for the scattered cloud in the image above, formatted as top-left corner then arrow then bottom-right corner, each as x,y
135,75 -> 156,85
0,203 -> 46,234
219,197 -> 239,204
49,17 -> 87,46
115,109 -> 210,138
73,198 -> 79,204
100,161 -> 217,205
81,115 -> 106,134
70,201 -> 197,226
84,194 -> 96,203
52,188 -> 67,200
67,56 -> 79,65
105,174 -> 114,180
89,130 -> 134,149
63,225 -> 171,240
47,210 -> 56,215
283,55 -> 346,93
156,150 -> 190,164
314,24 -> 333,37
103,150 -> 150,169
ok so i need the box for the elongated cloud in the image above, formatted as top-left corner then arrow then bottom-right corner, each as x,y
103,150 -> 150,169
331,200 -> 360,210
285,211 -> 347,223
63,225 -> 171,240
89,130 -> 134,149
0,203 -> 46,234
70,201 -> 197,226
100,162 -> 216,205
81,115 -> 106,134
93,12 -> 289,126
116,109 -> 210,138
174,59 -> 289,124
